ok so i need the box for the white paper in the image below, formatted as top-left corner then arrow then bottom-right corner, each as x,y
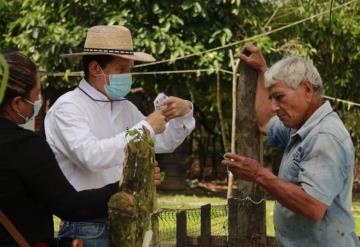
154,92 -> 168,110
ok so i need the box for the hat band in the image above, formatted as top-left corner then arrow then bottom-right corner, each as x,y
83,48 -> 134,55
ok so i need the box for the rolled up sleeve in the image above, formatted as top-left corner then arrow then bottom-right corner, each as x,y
267,116 -> 291,150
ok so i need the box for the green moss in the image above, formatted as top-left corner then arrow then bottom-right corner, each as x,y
108,127 -> 157,247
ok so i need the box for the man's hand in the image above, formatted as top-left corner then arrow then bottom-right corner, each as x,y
221,152 -> 262,182
160,96 -> 192,121
154,162 -> 161,186
239,44 -> 267,73
145,110 -> 166,134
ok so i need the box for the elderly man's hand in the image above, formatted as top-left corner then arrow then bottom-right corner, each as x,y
221,152 -> 262,182
154,162 -> 161,186
239,44 -> 267,74
160,96 -> 192,121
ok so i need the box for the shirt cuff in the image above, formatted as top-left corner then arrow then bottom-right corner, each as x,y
130,120 -> 155,138
170,101 -> 195,129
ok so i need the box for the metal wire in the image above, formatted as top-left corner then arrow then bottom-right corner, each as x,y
151,196 -> 266,247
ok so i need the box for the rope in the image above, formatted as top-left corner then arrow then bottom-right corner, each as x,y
40,68 -> 213,77
131,69 -> 212,75
218,68 -> 360,107
39,70 -> 83,77
324,95 -> 360,108
133,0 -> 357,68
41,67 -> 360,108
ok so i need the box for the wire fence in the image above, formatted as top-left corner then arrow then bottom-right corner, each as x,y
152,205 -> 228,247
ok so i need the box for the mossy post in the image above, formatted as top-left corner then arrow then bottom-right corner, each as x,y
108,127 -> 157,247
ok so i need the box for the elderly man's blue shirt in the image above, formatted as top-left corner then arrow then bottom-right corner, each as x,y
267,101 -> 359,247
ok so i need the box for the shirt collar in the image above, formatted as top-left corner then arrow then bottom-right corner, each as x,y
293,101 -> 333,139
78,79 -> 110,107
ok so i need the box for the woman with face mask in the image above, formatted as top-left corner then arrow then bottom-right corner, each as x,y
0,52 -> 119,247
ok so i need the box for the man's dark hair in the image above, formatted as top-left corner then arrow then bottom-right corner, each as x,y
82,55 -> 115,80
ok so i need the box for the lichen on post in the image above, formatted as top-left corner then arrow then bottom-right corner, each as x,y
108,126 -> 157,247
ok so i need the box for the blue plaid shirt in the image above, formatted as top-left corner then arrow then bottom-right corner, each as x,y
268,101 -> 359,247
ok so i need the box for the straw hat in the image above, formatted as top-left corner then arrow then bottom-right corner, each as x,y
62,25 -> 156,62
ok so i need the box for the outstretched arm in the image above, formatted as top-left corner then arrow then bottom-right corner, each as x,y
222,153 -> 327,221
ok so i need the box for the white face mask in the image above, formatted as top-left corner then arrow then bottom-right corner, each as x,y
99,66 -> 132,100
16,97 -> 42,123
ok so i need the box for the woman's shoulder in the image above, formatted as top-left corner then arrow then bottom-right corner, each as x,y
12,128 -> 51,154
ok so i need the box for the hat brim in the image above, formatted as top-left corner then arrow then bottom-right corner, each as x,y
61,51 -> 156,62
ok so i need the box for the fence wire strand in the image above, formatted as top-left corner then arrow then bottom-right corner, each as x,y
151,205 -> 229,247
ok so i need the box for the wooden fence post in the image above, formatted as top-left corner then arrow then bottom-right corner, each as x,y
228,198 -> 241,247
200,204 -> 211,247
234,58 -> 266,246
176,210 -> 187,247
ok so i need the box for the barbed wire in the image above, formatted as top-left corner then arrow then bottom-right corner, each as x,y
230,196 -> 266,205
151,196 -> 268,246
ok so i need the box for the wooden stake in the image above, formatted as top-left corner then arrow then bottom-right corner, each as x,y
227,50 -> 240,199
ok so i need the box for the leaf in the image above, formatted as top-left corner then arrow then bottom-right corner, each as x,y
0,54 -> 9,104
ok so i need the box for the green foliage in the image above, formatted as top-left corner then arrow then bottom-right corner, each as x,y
0,54 -> 8,103
160,171 -> 166,183
1,0 -> 359,178
126,128 -> 155,147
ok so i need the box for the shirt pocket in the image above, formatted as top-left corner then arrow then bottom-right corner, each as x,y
285,162 -> 301,184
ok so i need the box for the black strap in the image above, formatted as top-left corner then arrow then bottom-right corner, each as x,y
83,47 -> 134,55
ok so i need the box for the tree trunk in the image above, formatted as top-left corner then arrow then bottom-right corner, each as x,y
234,61 -> 266,247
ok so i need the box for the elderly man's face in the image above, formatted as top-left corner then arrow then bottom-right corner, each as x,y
268,80 -> 312,129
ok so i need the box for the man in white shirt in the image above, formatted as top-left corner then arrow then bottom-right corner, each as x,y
45,25 -> 195,246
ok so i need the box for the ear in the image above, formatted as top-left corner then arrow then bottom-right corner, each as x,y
300,80 -> 313,102
9,96 -> 24,113
88,60 -> 102,78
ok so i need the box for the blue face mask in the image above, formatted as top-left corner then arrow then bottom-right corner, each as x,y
17,97 -> 42,123
104,73 -> 132,100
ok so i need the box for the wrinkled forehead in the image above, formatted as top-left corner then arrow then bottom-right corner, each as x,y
268,80 -> 292,92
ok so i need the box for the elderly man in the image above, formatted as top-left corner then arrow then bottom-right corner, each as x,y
222,44 -> 359,246
45,25 -> 195,246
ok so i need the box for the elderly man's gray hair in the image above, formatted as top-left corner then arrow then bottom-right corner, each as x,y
265,56 -> 324,97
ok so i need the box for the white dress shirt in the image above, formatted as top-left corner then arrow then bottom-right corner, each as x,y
45,79 -> 195,191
